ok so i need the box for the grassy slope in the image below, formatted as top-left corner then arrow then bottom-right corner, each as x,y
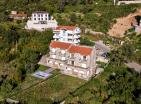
12,73 -> 85,103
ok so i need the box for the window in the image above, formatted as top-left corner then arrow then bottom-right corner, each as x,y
68,34 -> 72,36
48,15 -> 51,20
41,18 -> 43,20
63,30 -> 66,34
34,18 -> 36,20
45,18 -> 48,20
71,61 -> 74,65
41,14 -> 43,17
70,54 -> 74,58
68,39 -> 72,41
38,18 -> 40,20
83,56 -> 87,61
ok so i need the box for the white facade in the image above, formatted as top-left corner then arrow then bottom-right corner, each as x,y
44,41 -> 97,80
53,26 -> 81,44
117,0 -> 141,5
25,11 -> 58,31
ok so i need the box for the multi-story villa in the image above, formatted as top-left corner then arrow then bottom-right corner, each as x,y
53,26 -> 81,44
25,11 -> 58,31
45,41 -> 97,80
9,11 -> 27,20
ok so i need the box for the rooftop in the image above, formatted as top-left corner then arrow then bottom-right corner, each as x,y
68,45 -> 92,56
50,41 -> 93,56
55,26 -> 76,31
50,41 -> 72,50
10,13 -> 27,17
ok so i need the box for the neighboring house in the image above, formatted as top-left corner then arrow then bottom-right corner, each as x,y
9,11 -> 27,20
117,0 -> 141,5
45,41 -> 97,80
53,26 -> 81,44
25,11 -> 58,31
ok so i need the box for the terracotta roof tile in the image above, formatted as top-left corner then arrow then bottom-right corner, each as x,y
10,13 -> 27,17
50,41 -> 72,50
68,45 -> 92,56
50,41 -> 92,56
55,26 -> 76,31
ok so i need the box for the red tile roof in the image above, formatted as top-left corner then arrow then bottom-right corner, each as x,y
50,41 -> 72,50
50,41 -> 92,56
68,45 -> 92,56
10,13 -> 27,17
55,26 -> 76,31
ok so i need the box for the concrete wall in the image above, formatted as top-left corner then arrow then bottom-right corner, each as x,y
25,20 -> 58,31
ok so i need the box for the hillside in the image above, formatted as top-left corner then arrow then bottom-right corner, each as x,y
0,1 -> 141,104
0,0 -> 140,33
108,9 -> 141,37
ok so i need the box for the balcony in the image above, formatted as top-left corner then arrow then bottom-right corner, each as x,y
59,53 -> 66,57
74,29 -> 81,34
68,35 -> 73,39
74,40 -> 80,44
61,57 -> 66,61
50,55 -> 56,59
69,56 -> 75,60
74,35 -> 80,39
49,51 -> 56,55
53,34 -> 60,39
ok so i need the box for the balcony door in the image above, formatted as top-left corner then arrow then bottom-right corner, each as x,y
71,61 -> 74,66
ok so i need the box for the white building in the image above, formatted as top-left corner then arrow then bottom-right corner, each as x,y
44,41 -> 97,80
53,26 -> 81,44
25,11 -> 58,31
117,0 -> 141,5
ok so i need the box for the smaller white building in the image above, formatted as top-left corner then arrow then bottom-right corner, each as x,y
53,26 -> 81,44
25,11 -> 58,31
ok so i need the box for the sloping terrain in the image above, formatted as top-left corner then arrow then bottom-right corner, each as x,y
108,9 -> 141,37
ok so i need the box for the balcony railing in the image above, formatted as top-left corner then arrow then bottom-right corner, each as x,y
74,40 -> 80,44
74,35 -> 80,38
53,34 -> 60,38
49,51 -> 56,55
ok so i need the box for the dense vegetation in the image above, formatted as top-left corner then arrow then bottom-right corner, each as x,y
0,0 -> 141,104
0,0 -> 140,32
65,33 -> 141,104
0,22 -> 53,99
